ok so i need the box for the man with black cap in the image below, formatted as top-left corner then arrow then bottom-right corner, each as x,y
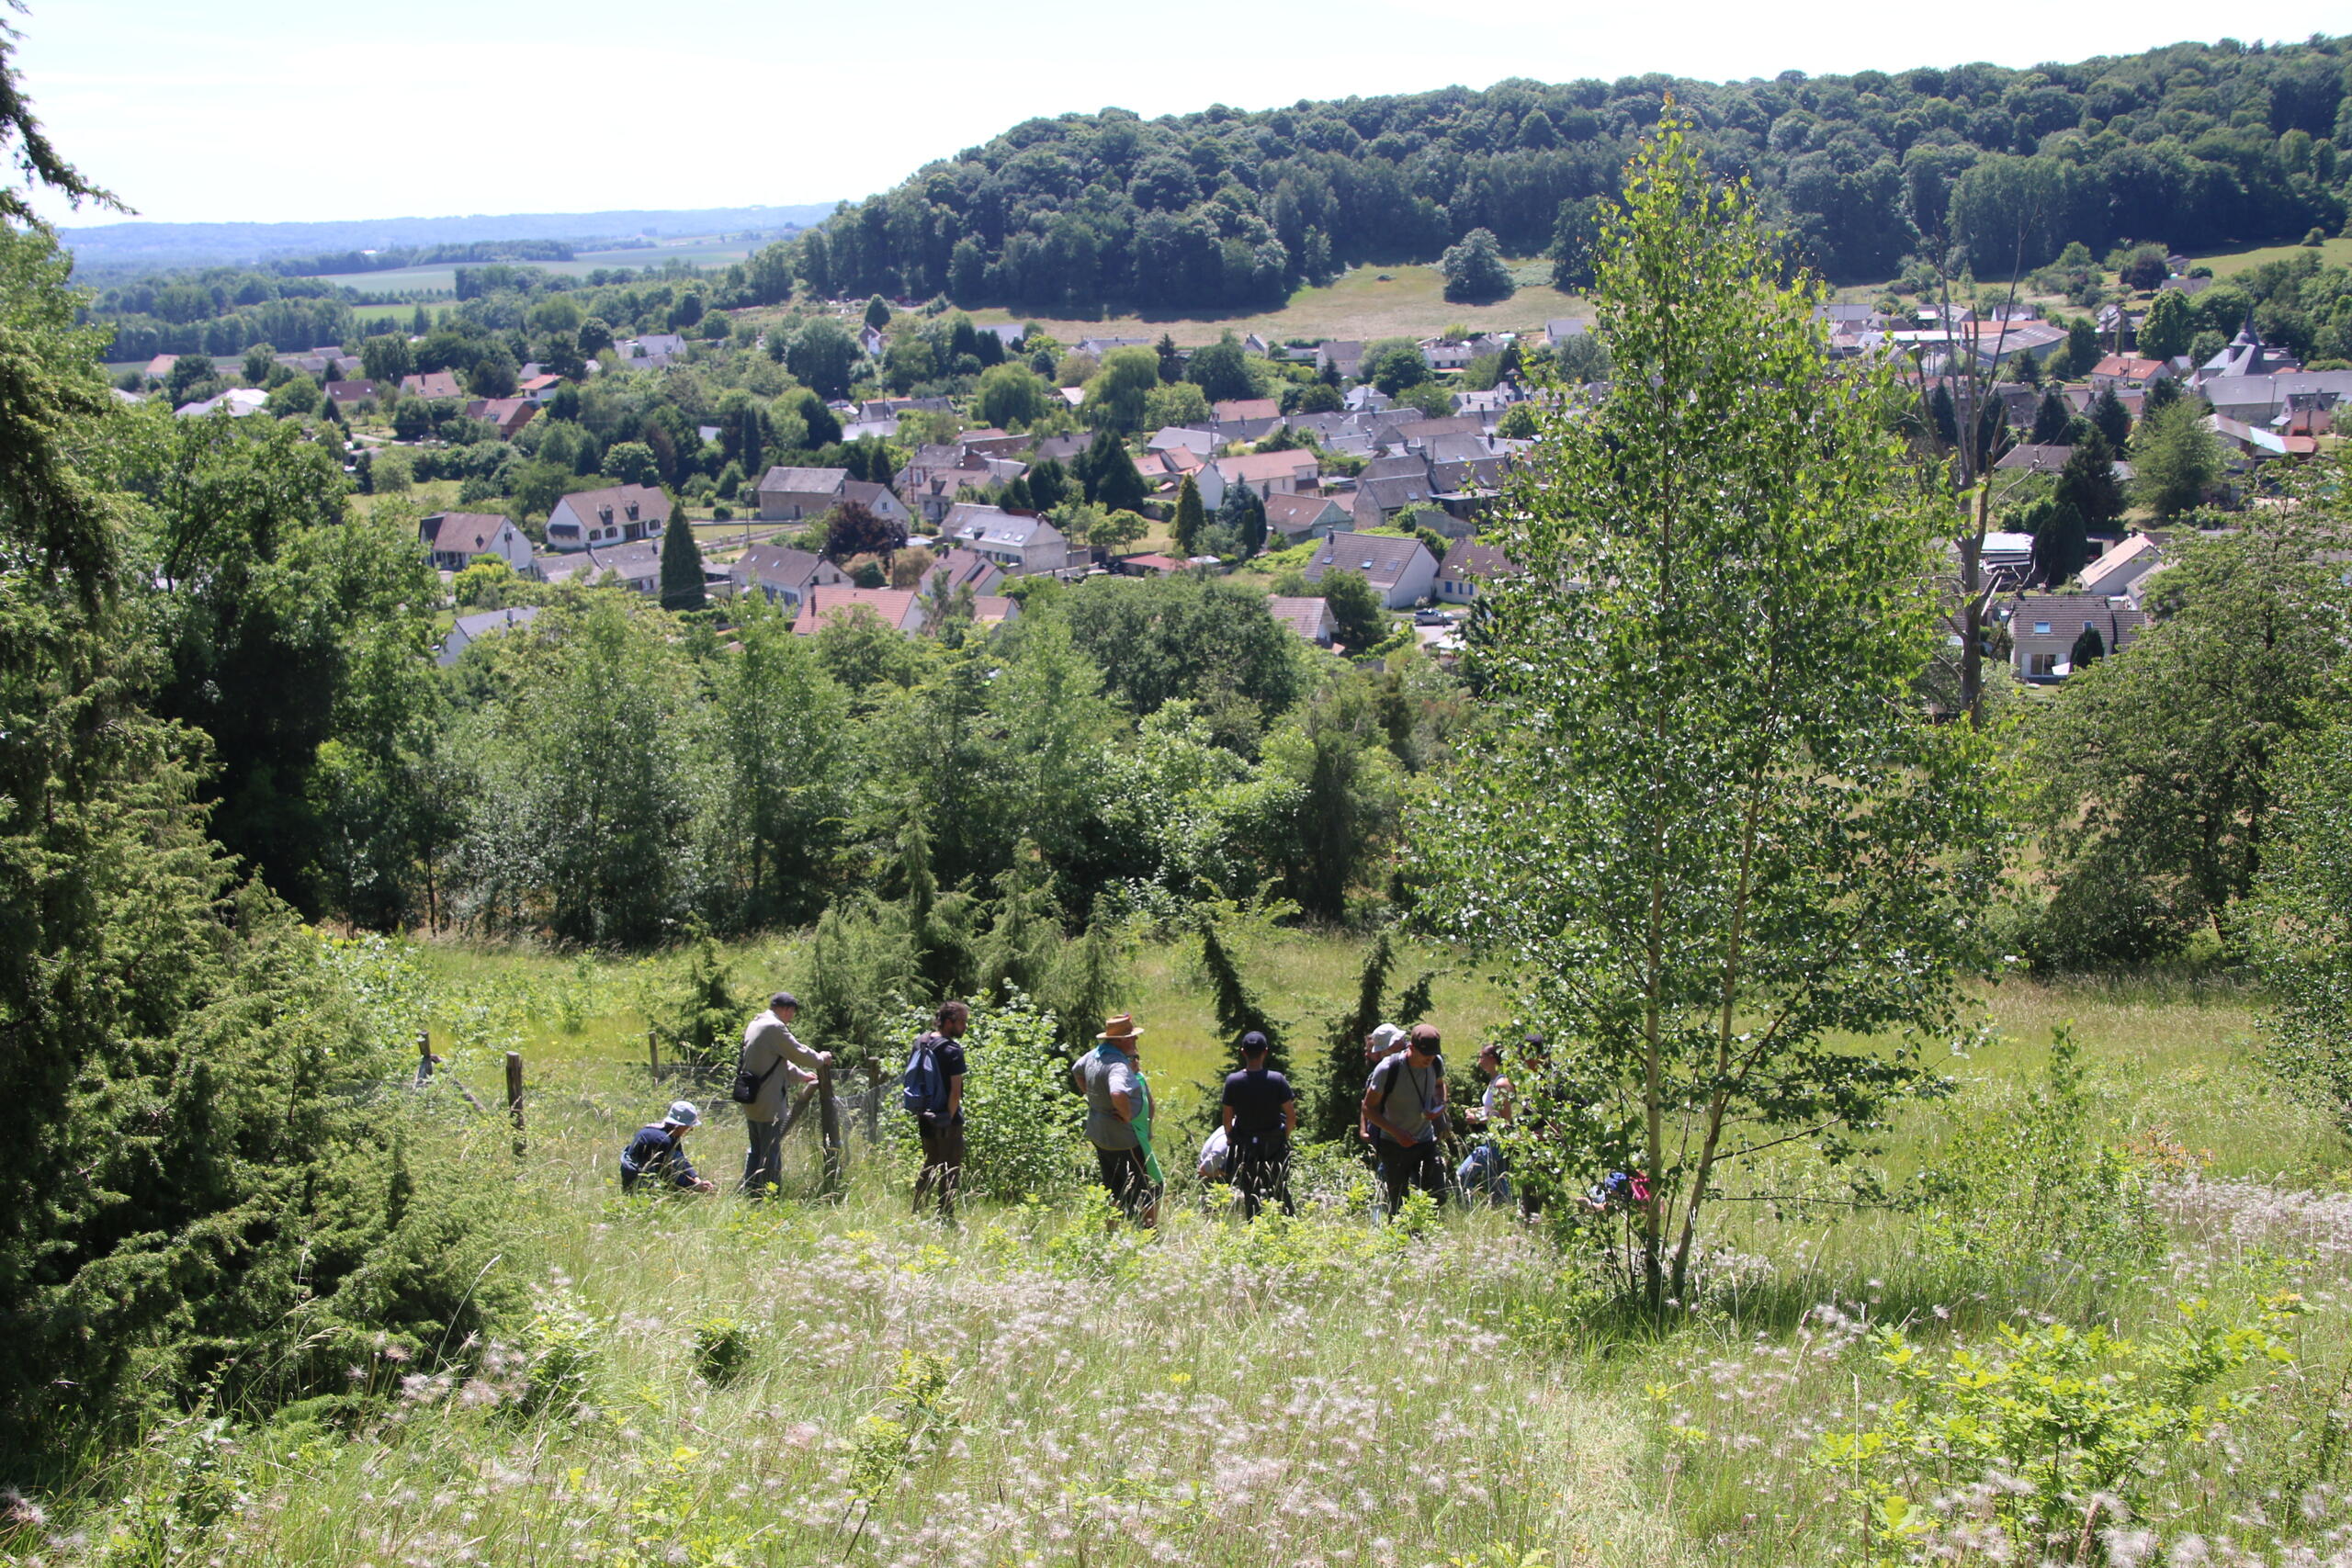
1362,1022 -> 1448,1215
738,991 -> 830,1197
1221,1032 -> 1296,1218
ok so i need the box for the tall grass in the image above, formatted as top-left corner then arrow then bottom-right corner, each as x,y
17,936 -> 2352,1568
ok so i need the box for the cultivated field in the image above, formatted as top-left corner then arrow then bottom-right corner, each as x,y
310,238 -> 763,297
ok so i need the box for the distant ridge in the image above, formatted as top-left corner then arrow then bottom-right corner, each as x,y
56,204 -> 843,272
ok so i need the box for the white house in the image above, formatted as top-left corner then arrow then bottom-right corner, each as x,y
546,484 -> 672,551
731,544 -> 850,609
937,503 -> 1075,576
420,511 -> 533,575
1301,532 -> 1441,609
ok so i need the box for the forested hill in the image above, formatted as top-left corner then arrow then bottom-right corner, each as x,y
801,37 -> 2351,311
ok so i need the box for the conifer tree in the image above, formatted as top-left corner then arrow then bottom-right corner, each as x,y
1172,473 -> 1205,556
1199,919 -> 1285,1074
659,515 -> 707,610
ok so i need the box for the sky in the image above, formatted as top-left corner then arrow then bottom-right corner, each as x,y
17,0 -> 2344,228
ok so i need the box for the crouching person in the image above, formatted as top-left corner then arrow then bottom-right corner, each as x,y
621,1100 -> 718,1194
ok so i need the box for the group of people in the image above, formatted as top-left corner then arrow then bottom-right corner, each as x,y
616,992 -> 1526,1224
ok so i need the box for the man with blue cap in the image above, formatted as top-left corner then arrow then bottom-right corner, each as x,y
620,1101 -> 717,1193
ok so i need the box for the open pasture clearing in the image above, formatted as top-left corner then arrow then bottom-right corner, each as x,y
969,259 -> 1588,348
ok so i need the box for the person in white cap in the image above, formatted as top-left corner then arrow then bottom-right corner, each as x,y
1358,1023 -> 1408,1147
620,1101 -> 717,1193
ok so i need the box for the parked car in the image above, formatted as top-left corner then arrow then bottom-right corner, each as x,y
1413,608 -> 1453,626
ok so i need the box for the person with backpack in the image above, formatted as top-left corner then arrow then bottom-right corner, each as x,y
620,1101 -> 717,1194
1358,1022 -> 1407,1148
1071,1014 -> 1160,1225
1363,1022 -> 1448,1216
902,1000 -> 969,1220
736,991 -> 829,1198
1221,1031 -> 1296,1218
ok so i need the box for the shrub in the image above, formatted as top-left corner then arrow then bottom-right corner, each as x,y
892,996 -> 1088,1202
517,1285 -> 602,1416
1811,1294 -> 2302,1561
689,1313 -> 759,1385
1913,1026 -> 2165,1281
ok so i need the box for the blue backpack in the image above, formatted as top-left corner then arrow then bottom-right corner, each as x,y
901,1033 -> 951,1115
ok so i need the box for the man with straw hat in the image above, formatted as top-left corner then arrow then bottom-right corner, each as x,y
1071,1014 -> 1160,1225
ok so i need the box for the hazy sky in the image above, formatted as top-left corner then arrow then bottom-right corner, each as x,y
17,0 -> 2334,228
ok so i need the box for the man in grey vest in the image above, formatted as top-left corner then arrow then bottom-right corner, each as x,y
1071,1014 -> 1159,1224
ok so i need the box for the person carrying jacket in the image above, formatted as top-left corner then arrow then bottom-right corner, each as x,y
621,1101 -> 716,1194
738,991 -> 829,1197
903,1000 -> 969,1220
1071,1014 -> 1160,1225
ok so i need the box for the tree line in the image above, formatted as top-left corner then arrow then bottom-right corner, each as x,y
794,37 -> 2352,310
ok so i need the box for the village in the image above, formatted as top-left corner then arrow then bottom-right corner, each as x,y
111,245 -> 2318,692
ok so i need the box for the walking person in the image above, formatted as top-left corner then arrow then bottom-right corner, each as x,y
1358,1022 -> 1407,1149
1456,1041 -> 1515,1203
1363,1023 -> 1448,1216
1221,1032 -> 1296,1218
1071,1014 -> 1160,1226
902,1000 -> 968,1221
736,991 -> 829,1198
620,1100 -> 718,1194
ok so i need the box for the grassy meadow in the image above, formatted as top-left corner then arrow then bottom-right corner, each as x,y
26,926 -> 2352,1568
972,258 -> 1586,348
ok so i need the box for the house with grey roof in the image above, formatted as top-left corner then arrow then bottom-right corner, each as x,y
1261,492 -> 1350,543
613,333 -> 687,369
438,606 -> 541,667
1351,471 -> 1436,532
1301,532 -> 1440,609
1436,540 -> 1519,604
754,465 -> 851,522
730,544 -> 850,609
938,503 -> 1075,577
2007,593 -> 2144,682
1268,594 -> 1337,647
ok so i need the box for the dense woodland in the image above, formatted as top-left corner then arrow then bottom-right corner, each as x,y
70,37 -> 2352,351
801,37 -> 2352,309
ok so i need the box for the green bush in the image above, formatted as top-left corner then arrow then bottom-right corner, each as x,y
1913,1026 -> 2165,1281
891,996 -> 1088,1202
689,1313 -> 759,1385
1811,1294 -> 2301,1560
516,1285 -> 602,1416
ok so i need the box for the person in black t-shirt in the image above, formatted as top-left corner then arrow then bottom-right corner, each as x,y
906,1000 -> 969,1220
1219,1032 -> 1296,1218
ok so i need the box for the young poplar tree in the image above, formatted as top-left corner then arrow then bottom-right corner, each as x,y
1417,118 -> 2003,1314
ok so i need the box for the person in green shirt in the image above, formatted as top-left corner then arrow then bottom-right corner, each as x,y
1071,1014 -> 1161,1226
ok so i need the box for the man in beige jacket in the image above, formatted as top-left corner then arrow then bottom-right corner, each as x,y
739,991 -> 830,1197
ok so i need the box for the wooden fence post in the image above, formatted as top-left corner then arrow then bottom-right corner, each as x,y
414,1031 -> 435,1088
648,1029 -> 661,1078
816,1062 -> 843,1196
505,1051 -> 526,1156
864,1058 -> 881,1145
